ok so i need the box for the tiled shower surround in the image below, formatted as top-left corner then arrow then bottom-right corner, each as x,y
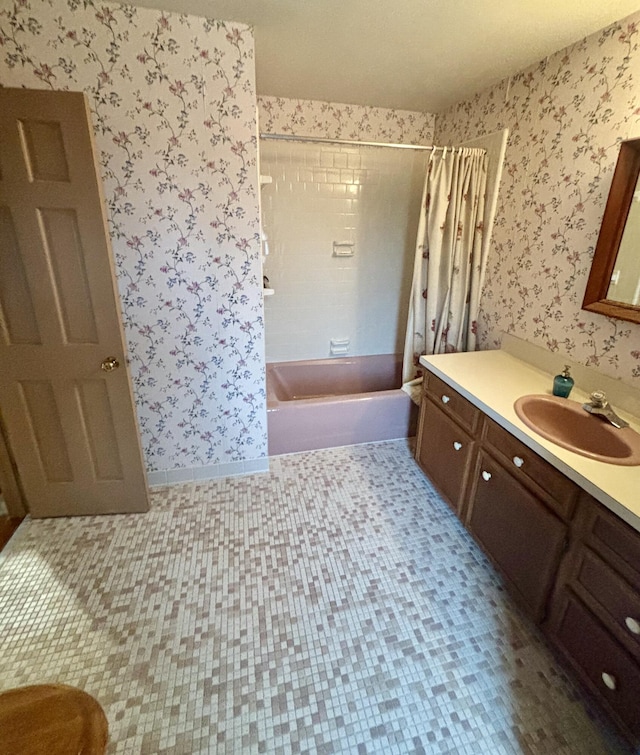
261,140 -> 428,363
0,441 -> 628,754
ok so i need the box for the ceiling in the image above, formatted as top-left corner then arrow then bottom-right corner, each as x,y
126,0 -> 640,112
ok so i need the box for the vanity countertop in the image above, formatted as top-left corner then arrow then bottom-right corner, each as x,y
420,350 -> 640,532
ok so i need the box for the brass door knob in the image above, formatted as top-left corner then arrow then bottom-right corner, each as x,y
101,356 -> 120,372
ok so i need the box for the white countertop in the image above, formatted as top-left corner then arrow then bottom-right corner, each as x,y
420,350 -> 640,532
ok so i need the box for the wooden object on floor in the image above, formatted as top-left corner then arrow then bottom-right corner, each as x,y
0,684 -> 108,755
0,516 -> 23,552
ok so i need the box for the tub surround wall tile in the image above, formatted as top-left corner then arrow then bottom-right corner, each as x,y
0,0 -> 267,473
435,10 -> 640,384
258,97 -> 435,364
0,441 -> 626,753
261,139 -> 427,362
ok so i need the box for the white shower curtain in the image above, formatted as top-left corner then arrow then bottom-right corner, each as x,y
402,146 -> 488,398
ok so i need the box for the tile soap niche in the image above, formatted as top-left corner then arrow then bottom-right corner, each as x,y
333,241 -> 354,257
330,338 -> 350,356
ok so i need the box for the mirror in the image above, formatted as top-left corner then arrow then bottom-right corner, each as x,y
582,137 -> 640,325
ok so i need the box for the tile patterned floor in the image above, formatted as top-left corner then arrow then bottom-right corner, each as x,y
0,440 -> 630,754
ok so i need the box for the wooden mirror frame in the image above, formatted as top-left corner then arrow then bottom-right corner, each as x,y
582,137 -> 640,325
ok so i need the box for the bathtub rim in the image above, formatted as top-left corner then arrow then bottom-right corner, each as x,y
266,353 -> 405,407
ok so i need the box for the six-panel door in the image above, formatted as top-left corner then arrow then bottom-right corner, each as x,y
0,88 -> 149,517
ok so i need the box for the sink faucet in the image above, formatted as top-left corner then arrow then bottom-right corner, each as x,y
582,390 -> 629,429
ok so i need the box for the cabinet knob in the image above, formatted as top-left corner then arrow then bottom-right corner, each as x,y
625,617 -> 640,635
601,672 -> 617,691
453,441 -> 462,451
512,456 -> 524,468
482,471 -> 492,482
441,395 -> 450,404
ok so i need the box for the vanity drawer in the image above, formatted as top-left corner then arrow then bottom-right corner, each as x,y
482,417 -> 577,520
423,372 -> 480,434
555,594 -> 640,739
586,498 -> 640,581
574,548 -> 640,654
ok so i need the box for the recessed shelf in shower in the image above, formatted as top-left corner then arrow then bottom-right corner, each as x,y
332,242 -> 354,257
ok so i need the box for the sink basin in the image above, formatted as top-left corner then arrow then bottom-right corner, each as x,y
514,394 -> 640,466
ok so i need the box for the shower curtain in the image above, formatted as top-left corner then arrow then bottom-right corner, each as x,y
402,146 -> 488,400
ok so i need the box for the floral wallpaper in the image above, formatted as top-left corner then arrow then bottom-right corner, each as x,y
0,0 -> 267,472
259,96 -> 435,144
436,11 -> 640,384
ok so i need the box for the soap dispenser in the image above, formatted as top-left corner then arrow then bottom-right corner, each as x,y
553,365 -> 574,398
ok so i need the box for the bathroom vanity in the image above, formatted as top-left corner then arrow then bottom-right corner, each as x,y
416,348 -> 640,746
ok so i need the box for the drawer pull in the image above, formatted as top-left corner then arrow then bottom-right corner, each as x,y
453,441 -> 462,451
512,456 -> 524,468
601,672 -> 617,691
441,395 -> 450,404
625,617 -> 640,635
482,471 -> 492,482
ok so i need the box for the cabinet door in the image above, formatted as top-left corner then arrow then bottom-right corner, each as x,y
554,593 -> 640,742
417,399 -> 475,516
482,418 -> 577,521
467,451 -> 568,622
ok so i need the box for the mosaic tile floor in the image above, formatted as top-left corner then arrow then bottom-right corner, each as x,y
0,441 -> 630,754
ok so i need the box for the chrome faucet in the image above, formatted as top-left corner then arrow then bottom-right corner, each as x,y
582,390 -> 629,429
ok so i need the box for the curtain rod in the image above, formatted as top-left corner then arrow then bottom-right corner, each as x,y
259,132 -> 482,153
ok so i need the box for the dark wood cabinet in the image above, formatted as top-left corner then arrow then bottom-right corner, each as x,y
416,369 -> 576,622
466,451 -> 568,622
415,367 -> 640,747
548,491 -> 640,744
423,371 -> 480,434
552,593 -> 640,741
416,399 -> 475,515
481,417 -> 578,521
416,373 -> 480,517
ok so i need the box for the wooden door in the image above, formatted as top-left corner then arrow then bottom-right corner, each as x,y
0,88 -> 149,518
